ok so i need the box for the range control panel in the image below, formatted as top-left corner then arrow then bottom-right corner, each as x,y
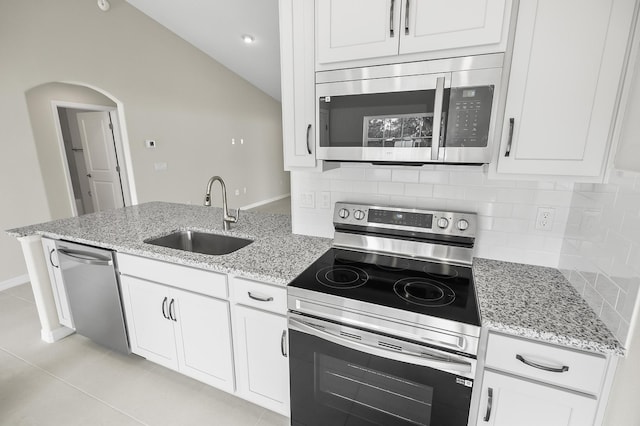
333,202 -> 476,238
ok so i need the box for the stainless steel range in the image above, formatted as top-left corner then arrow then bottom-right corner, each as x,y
287,202 -> 480,426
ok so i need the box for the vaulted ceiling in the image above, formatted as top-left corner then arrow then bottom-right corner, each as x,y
126,0 -> 282,100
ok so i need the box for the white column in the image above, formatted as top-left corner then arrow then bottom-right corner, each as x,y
17,235 -> 73,342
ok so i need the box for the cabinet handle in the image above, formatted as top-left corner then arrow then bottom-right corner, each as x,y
281,330 -> 288,357
404,0 -> 410,35
504,118 -> 514,157
516,354 -> 569,373
248,291 -> 274,302
49,249 -> 59,268
483,387 -> 493,422
169,298 -> 177,322
431,76 -> 445,161
389,0 -> 395,37
306,124 -> 312,155
161,297 -> 169,319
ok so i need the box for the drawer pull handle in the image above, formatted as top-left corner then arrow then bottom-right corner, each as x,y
49,248 -> 59,268
483,387 -> 493,422
516,354 -> 569,373
248,291 -> 274,302
169,298 -> 177,322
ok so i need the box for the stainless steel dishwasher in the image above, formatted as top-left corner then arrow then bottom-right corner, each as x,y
54,240 -> 130,354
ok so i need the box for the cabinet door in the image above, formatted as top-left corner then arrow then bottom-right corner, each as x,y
120,275 -> 177,370
400,0 -> 509,55
234,305 -> 289,415
477,371 -> 597,426
280,0 -> 319,169
316,0 -> 401,64
41,238 -> 74,329
171,288 -> 235,393
497,0 -> 636,177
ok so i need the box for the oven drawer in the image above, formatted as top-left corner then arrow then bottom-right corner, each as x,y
484,332 -> 607,395
232,277 -> 286,314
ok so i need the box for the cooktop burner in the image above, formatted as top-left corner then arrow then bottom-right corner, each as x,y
315,265 -> 369,289
393,277 -> 456,307
289,248 -> 480,327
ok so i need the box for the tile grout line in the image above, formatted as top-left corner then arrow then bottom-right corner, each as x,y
0,345 -> 149,425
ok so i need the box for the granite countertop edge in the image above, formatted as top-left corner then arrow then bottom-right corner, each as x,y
473,257 -> 625,357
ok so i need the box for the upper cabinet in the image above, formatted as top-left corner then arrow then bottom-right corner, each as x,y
496,0 -> 638,178
316,0 -> 512,66
279,0 -> 330,170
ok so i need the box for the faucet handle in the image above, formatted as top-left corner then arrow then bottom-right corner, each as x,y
230,208 -> 240,223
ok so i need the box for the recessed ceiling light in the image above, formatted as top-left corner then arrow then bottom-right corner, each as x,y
241,34 -> 255,44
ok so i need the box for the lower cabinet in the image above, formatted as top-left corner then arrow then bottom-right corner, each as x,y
120,274 -> 235,393
476,331 -> 613,426
231,276 -> 290,416
233,305 -> 289,415
477,370 -> 598,426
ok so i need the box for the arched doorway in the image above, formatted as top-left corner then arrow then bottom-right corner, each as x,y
25,82 -> 136,218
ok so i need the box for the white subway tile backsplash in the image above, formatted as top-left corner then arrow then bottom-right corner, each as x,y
350,180 -> 379,194
446,199 -> 479,213
433,185 -> 466,200
464,187 -> 499,202
404,183 -> 433,197
594,274 -> 620,307
365,168 -> 392,181
477,202 -> 513,217
378,182 -> 405,195
391,169 -> 420,183
449,171 -> 485,186
339,167 -> 366,180
419,170 -> 450,184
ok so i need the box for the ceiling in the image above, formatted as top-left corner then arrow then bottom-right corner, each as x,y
126,0 -> 282,101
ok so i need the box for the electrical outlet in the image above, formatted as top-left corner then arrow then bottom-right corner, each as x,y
535,207 -> 555,231
318,191 -> 331,209
299,192 -> 315,208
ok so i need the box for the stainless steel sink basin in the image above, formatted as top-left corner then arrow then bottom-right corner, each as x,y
145,230 -> 253,255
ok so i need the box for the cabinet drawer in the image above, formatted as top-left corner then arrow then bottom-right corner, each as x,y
117,253 -> 227,299
485,332 -> 607,395
232,277 -> 286,315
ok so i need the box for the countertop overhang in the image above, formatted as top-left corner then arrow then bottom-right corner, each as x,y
7,201 -> 332,286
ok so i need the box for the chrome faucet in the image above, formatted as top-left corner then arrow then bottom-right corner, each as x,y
204,176 -> 240,231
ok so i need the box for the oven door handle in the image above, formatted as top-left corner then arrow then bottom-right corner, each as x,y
289,317 -> 473,375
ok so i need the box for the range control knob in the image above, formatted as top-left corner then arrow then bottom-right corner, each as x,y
437,217 -> 449,229
338,208 -> 350,219
354,210 -> 366,220
457,219 -> 470,231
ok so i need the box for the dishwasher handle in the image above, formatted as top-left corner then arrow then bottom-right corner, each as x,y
57,248 -> 113,266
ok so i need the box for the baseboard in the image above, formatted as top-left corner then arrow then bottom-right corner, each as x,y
0,274 -> 29,292
41,326 -> 75,343
242,193 -> 290,211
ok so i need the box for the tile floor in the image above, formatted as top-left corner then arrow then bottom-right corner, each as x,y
0,284 -> 290,426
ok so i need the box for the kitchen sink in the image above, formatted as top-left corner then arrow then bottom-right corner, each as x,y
145,230 -> 253,255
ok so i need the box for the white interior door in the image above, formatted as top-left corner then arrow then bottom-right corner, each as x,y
76,111 -> 125,211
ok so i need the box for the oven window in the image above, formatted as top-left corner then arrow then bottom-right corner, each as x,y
317,354 -> 433,426
289,329 -> 472,426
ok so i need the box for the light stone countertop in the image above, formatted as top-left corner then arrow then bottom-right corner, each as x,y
7,202 -> 622,355
473,257 -> 623,356
7,201 -> 332,286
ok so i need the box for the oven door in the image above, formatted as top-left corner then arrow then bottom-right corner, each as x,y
288,313 -> 475,426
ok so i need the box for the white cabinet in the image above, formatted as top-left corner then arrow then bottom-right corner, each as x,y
118,254 -> 234,393
316,0 -> 511,65
279,0 -> 320,170
231,277 -> 290,416
477,370 -> 598,426
41,237 -> 74,329
496,0 -> 637,177
477,331 -> 614,426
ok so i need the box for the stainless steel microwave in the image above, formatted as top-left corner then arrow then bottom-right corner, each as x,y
315,54 -> 504,164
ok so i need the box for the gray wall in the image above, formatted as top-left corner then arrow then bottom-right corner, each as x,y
0,0 -> 289,283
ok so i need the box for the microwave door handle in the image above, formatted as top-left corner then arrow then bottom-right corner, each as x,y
431,76 -> 445,161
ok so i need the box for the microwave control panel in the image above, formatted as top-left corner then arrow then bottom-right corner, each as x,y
446,86 -> 494,148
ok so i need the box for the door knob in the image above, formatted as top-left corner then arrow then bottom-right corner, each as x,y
86,173 -> 92,178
